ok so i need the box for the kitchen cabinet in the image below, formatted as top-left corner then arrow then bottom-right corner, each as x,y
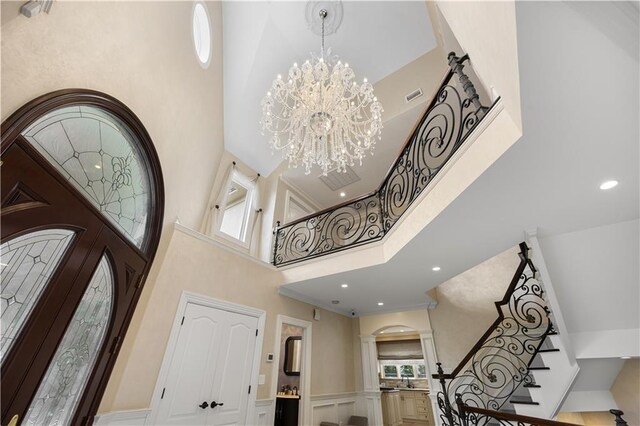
381,391 -> 402,426
400,390 -> 433,424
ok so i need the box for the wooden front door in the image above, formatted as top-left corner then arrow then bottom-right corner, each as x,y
1,90 -> 164,425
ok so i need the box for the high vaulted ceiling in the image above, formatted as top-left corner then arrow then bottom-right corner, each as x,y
222,1 -> 438,178
279,1 -> 639,318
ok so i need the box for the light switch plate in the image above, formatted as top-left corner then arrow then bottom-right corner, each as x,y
267,353 -> 274,362
258,374 -> 266,385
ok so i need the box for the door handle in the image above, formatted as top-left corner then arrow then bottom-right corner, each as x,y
7,415 -> 19,426
210,401 -> 224,408
199,401 -> 209,409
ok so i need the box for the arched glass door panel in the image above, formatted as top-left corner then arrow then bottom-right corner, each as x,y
0,229 -> 75,362
22,254 -> 114,426
21,105 -> 151,248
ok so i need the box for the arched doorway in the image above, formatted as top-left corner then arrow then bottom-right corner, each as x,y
1,90 -> 164,425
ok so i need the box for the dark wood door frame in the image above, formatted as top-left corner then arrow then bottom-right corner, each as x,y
1,89 -> 165,425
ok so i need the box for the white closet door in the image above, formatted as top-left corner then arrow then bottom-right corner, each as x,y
209,310 -> 258,426
155,302 -> 258,426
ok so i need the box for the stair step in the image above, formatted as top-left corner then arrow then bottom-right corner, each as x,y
547,330 -> 558,335
523,384 -> 541,388
528,366 -> 550,371
538,348 -> 560,353
510,397 -> 540,406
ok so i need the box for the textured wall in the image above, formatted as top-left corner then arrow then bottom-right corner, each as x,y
1,1 -> 224,231
428,246 -> 520,370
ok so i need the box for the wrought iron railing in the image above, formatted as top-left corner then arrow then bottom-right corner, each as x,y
432,243 -> 552,416
272,52 -> 496,266
450,396 -> 628,426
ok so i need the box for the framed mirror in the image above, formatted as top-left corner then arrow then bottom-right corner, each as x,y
283,336 -> 302,376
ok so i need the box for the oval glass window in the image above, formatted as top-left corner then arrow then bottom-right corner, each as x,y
21,105 -> 152,249
192,2 -> 212,67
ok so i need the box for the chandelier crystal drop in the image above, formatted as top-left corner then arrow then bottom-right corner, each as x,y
261,9 -> 383,176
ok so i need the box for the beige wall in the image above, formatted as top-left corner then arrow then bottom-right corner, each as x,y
1,1 -> 224,231
428,246 -> 519,370
435,0 -> 522,131
611,358 -> 640,426
99,225 -> 357,413
360,310 -> 432,336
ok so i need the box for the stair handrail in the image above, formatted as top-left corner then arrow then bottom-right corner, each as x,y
432,242 -> 554,414
272,52 -> 497,267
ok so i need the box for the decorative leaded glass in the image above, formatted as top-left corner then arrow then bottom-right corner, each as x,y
23,255 -> 114,426
22,105 -> 151,248
0,229 -> 75,363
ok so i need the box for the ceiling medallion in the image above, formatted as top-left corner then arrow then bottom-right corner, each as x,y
261,6 -> 383,175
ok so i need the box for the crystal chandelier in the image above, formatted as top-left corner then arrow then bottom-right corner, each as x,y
261,8 -> 383,175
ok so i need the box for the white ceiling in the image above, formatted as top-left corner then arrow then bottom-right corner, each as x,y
222,1 -> 437,177
279,1 -> 639,318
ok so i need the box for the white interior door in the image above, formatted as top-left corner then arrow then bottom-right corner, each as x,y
154,302 -> 259,425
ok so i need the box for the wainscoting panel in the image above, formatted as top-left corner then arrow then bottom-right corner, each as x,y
93,409 -> 150,425
252,399 -> 275,426
310,392 -> 361,426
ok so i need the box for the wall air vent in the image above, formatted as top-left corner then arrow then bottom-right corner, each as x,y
405,88 -> 423,103
319,165 -> 361,191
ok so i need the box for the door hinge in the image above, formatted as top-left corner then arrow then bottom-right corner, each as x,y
110,336 -> 121,354
255,329 -> 258,337
161,388 -> 166,399
248,385 -> 251,394
181,316 -> 185,325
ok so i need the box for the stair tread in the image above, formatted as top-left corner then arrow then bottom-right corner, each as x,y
538,348 -> 560,353
528,366 -> 550,370
510,397 -> 540,405
523,384 -> 541,388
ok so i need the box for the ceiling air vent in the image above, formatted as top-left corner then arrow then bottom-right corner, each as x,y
405,88 -> 423,103
319,165 -> 361,191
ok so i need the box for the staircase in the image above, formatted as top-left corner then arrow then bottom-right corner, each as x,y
431,242 -> 581,425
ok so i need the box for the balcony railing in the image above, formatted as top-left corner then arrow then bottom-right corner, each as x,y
272,52 -> 497,267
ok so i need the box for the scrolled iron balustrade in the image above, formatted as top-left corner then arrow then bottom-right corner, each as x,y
272,52 -> 496,267
432,243 -> 553,421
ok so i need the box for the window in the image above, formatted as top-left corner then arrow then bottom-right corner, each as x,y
380,360 -> 427,379
383,365 -> 398,378
192,2 -> 211,67
400,365 -> 415,378
216,169 -> 257,247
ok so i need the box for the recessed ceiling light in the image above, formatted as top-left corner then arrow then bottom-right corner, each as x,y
620,356 -> 632,360
380,331 -> 385,334
599,180 -> 618,190
339,192 -> 346,197
341,283 -> 349,288
377,302 -> 384,306
432,266 -> 441,271
94,164 -> 101,169
400,329 -> 405,332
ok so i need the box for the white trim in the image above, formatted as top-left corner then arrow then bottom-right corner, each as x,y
174,222 -> 276,270
271,315 -> 313,426
147,291 -> 266,426
94,409 -> 150,425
